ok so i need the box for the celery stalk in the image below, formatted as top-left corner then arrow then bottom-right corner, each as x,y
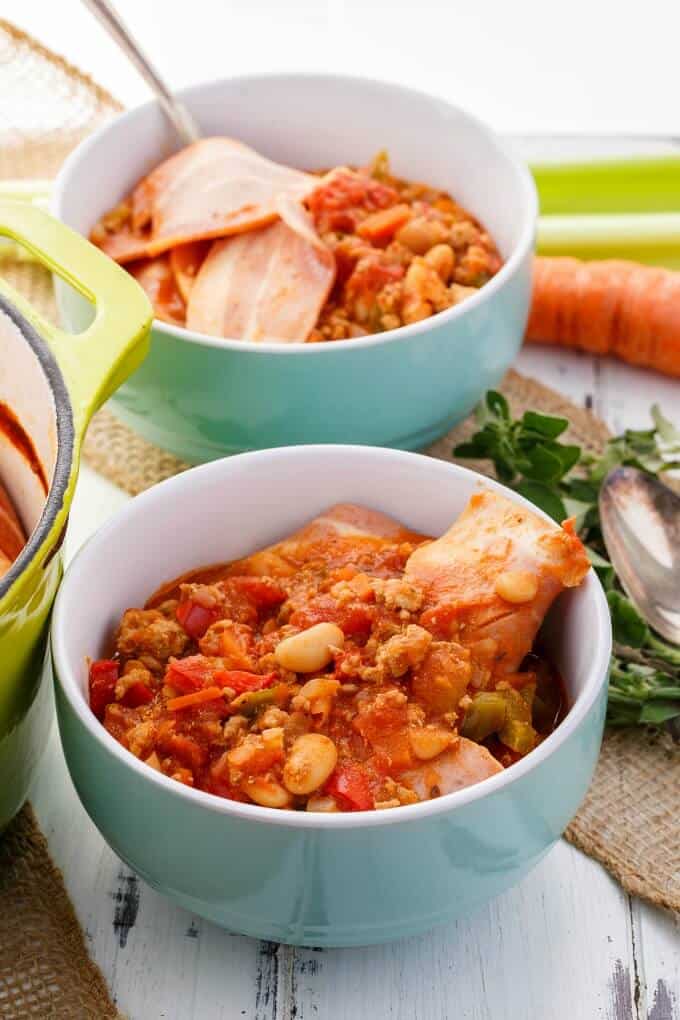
531,157 -> 680,215
537,212 -> 680,269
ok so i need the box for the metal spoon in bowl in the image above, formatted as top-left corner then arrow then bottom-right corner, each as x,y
599,465 -> 680,644
81,0 -> 201,146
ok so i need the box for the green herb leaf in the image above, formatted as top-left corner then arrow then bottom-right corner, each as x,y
456,391 -> 680,732
521,410 -> 570,439
515,480 -> 568,522
639,700 -> 680,725
485,390 -> 510,421
607,590 -> 649,649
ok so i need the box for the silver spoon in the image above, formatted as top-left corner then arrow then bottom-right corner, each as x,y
599,465 -> 680,644
82,0 -> 201,146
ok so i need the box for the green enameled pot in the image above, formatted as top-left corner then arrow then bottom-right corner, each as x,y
0,200 -> 152,830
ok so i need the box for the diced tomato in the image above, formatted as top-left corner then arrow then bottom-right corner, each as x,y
325,763 -> 373,811
229,576 -> 287,609
419,602 -> 460,637
307,169 -> 399,225
162,733 -> 208,772
88,659 -> 119,720
290,596 -> 375,637
120,681 -> 155,708
165,654 -> 219,693
215,670 -> 277,695
176,600 -> 219,639
338,603 -> 376,636
353,704 -> 412,771
345,255 -> 404,309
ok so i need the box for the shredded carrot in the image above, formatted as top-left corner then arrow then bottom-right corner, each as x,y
356,203 -> 411,243
167,686 -> 224,711
525,256 -> 680,378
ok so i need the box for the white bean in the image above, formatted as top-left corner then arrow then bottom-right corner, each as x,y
244,777 -> 292,809
306,794 -> 340,813
409,726 -> 453,761
495,570 -> 538,604
275,622 -> 344,673
283,733 -> 338,795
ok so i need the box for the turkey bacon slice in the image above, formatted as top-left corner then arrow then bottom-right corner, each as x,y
186,204 -> 335,342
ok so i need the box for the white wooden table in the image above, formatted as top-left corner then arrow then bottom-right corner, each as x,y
7,3 -> 678,1011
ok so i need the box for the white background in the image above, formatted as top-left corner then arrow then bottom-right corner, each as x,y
5,0 -> 680,136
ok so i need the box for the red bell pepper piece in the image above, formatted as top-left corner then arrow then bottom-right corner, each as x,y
165,654 -> 218,693
176,599 -> 219,639
325,763 -> 374,811
88,659 -> 119,720
215,670 -> 278,695
121,680 -> 155,708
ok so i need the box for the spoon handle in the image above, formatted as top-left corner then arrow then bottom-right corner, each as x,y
81,0 -> 201,146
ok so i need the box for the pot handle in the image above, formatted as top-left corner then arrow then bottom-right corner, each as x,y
0,200 -> 152,434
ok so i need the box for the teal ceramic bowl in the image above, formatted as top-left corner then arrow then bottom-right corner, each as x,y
52,74 -> 537,463
51,446 -> 610,946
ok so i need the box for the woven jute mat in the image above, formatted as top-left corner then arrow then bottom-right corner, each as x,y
0,22 -> 677,1015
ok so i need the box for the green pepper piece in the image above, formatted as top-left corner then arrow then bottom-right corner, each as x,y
461,692 -> 508,742
231,684 -> 286,716
499,719 -> 538,755
519,682 -> 536,711
501,687 -> 533,724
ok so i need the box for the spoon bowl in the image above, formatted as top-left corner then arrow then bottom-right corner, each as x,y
599,465 -> 680,644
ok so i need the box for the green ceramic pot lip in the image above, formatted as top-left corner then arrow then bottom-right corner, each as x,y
52,445 -> 611,831
0,294 -> 74,605
54,71 -> 537,355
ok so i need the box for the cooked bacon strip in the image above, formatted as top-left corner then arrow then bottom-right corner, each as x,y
92,138 -> 316,264
169,241 -> 210,302
406,490 -> 590,675
186,206 -> 336,342
0,480 -> 25,569
403,739 -> 503,799
129,256 -> 186,326
93,220 -> 152,265
148,504 -> 426,604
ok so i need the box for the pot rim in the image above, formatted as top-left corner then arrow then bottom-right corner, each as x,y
52,445 -> 612,831
53,71 -> 538,355
0,295 -> 74,603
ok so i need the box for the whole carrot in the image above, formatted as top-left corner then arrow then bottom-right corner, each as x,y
525,256 -> 680,377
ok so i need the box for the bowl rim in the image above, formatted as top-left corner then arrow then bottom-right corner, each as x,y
0,295 -> 74,605
52,71 -> 538,356
51,445 -> 611,830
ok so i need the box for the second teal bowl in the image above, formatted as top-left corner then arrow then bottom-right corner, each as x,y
53,74 -> 536,463
51,447 -> 610,946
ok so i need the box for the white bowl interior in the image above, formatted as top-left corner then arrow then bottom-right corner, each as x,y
54,446 -> 610,810
55,74 -> 533,266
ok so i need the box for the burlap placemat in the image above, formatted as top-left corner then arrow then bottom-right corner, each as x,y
0,30 -> 676,1016
0,805 -> 121,1019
